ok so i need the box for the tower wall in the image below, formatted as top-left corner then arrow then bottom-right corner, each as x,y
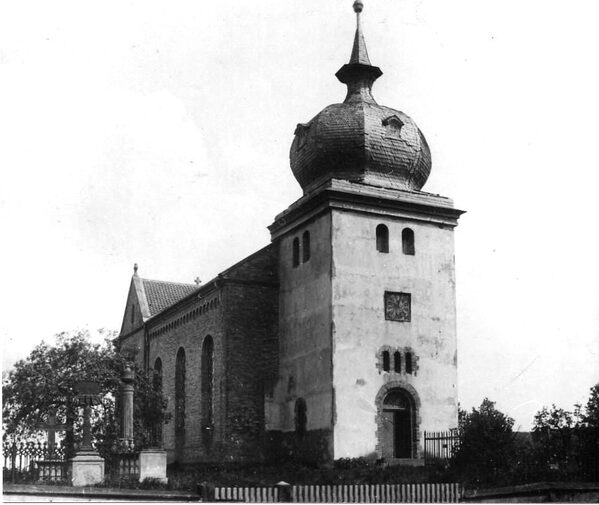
265,212 -> 334,461
330,207 -> 458,460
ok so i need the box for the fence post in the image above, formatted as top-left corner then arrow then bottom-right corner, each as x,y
198,482 -> 215,502
276,481 -> 292,502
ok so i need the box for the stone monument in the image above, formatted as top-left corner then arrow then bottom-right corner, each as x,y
119,365 -> 168,484
38,408 -> 67,457
68,381 -> 105,486
37,408 -> 68,481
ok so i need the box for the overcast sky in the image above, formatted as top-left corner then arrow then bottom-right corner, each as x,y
1,0 -> 598,430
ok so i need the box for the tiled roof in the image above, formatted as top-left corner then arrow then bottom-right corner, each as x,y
141,279 -> 199,317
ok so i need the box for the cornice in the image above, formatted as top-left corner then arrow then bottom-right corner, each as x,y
269,179 -> 465,239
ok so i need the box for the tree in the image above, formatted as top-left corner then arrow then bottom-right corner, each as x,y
2,329 -> 167,456
530,384 -> 599,481
453,398 -> 518,486
582,383 -> 599,428
531,404 -> 581,474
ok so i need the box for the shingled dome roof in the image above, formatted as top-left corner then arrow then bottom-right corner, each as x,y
290,1 -> 431,194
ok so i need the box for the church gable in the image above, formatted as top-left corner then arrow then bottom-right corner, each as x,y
119,273 -> 149,337
118,265 -> 198,338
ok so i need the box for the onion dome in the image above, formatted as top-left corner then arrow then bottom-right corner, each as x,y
290,1 -> 431,193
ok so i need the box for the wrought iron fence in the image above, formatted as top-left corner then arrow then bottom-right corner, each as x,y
423,430 -> 460,463
2,441 -> 68,483
3,438 -> 143,483
95,438 -> 141,480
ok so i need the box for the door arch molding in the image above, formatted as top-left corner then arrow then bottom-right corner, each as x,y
375,381 -> 421,459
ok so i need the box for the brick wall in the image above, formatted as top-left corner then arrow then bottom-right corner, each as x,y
141,244 -> 279,463
222,281 -> 278,461
147,288 -> 224,463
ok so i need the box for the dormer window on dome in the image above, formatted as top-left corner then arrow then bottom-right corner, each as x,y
382,115 -> 404,139
294,123 -> 311,151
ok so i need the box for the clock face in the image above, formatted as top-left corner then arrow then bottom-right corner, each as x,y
385,292 -> 411,322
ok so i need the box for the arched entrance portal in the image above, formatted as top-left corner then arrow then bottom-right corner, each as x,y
379,387 -> 417,459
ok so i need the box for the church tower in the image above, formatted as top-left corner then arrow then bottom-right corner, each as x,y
266,1 -> 464,462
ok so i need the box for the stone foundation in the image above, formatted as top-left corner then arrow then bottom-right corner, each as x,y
139,449 -> 168,483
69,452 -> 104,486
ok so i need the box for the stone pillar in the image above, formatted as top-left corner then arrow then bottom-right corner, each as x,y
139,449 -> 168,484
80,406 -> 94,451
120,366 -> 134,445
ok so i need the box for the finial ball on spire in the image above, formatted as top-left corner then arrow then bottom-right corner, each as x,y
353,0 -> 364,13
133,263 -> 138,275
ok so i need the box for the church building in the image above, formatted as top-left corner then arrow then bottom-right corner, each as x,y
116,1 -> 464,465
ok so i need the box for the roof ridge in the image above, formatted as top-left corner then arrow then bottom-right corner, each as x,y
140,277 -> 197,287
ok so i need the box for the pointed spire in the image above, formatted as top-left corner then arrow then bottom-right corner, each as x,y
349,1 -> 371,65
335,0 -> 382,104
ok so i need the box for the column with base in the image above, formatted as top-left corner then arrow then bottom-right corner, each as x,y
69,382 -> 104,486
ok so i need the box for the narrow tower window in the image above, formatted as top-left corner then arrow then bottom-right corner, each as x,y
394,351 -> 401,373
292,237 -> 300,267
376,224 -> 389,253
131,304 -> 135,324
302,231 -> 311,263
402,228 -> 415,255
405,352 -> 413,374
382,350 -> 390,372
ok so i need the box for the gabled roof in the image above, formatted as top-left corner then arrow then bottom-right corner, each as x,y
118,246 -> 277,339
119,265 -> 200,338
141,278 -> 199,317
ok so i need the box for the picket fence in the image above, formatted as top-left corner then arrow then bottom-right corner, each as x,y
212,483 -> 462,503
214,486 -> 279,502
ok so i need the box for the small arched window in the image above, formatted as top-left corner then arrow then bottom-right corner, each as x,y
376,224 -> 389,253
131,304 -> 135,324
302,231 -> 311,263
295,398 -> 307,436
394,351 -> 401,373
405,352 -> 413,374
382,350 -> 390,372
292,237 -> 300,267
402,228 -> 415,255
